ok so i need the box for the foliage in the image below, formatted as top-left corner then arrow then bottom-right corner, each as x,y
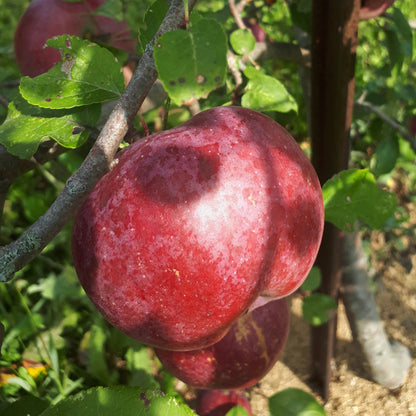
1,0 -> 415,414
154,15 -> 228,105
269,388 -> 326,416
322,169 -> 397,231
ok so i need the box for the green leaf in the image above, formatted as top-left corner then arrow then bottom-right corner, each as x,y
269,388 -> 326,416
226,406 -> 252,416
87,322 -> 118,385
242,67 -> 298,113
139,0 -> 170,52
302,294 -> 337,326
322,169 -> 397,231
230,28 -> 256,55
20,36 -> 125,109
398,135 -> 416,161
125,347 -> 160,389
300,267 -> 321,292
38,386 -> 195,416
0,395 -> 49,416
385,28 -> 403,71
0,93 -> 99,159
154,17 -> 227,105
392,8 -> 413,54
288,0 -> 312,34
371,134 -> 399,177
93,0 -> 124,22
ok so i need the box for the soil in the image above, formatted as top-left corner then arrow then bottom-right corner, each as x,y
248,198 -> 416,415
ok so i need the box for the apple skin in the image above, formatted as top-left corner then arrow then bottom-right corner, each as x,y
243,18 -> 267,43
14,0 -> 135,78
71,106 -> 323,351
360,0 -> 395,20
155,297 -> 290,390
196,389 -> 253,416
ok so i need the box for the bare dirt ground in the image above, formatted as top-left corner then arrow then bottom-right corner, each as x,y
249,198 -> 416,415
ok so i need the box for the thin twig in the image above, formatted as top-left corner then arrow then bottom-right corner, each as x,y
228,0 -> 247,29
0,0 -> 197,282
250,41 -> 311,67
0,92 -> 9,109
0,80 -> 20,88
355,99 -> 416,153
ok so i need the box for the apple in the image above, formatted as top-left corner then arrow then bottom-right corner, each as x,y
71,106 -> 323,350
196,389 -> 253,416
360,0 -> 395,21
243,17 -> 267,43
154,297 -> 290,390
14,0 -> 136,78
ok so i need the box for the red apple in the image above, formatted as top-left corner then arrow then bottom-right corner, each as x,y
14,0 -> 136,78
360,0 -> 395,21
155,297 -> 290,390
196,389 -> 253,416
71,106 -> 323,350
243,18 -> 267,43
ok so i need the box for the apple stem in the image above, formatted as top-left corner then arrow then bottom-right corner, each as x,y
138,114 -> 150,137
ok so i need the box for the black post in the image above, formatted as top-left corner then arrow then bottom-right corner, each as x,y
310,0 -> 360,400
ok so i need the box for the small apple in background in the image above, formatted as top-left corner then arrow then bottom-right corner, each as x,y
360,0 -> 395,20
72,106 -> 323,351
154,298 -> 290,390
243,17 -> 267,43
14,0 -> 136,78
408,114 -> 416,137
196,389 -> 253,416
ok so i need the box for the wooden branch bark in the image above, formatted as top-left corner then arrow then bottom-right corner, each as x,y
0,0 -> 197,282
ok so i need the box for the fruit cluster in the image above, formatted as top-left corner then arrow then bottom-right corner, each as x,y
14,0 -> 325,399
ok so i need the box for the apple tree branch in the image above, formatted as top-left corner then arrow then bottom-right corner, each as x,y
0,0 -> 197,283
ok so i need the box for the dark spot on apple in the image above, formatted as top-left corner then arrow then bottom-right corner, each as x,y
215,76 -> 221,83
169,80 -> 176,86
45,98 -> 52,102
178,77 -> 186,84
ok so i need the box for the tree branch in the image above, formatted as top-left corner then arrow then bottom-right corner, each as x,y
250,41 -> 311,67
0,0 -> 197,283
228,0 -> 247,29
355,99 -> 416,153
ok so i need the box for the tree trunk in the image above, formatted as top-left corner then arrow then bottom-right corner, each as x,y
341,231 -> 411,390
